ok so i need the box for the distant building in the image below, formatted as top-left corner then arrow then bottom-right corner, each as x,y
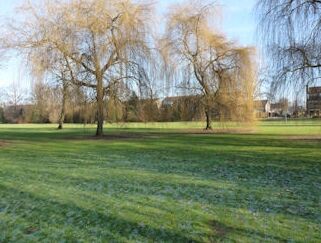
161,95 -> 203,121
307,86 -> 321,117
270,99 -> 289,117
122,96 -> 161,122
162,96 -> 182,107
254,100 -> 271,118
162,95 -> 202,107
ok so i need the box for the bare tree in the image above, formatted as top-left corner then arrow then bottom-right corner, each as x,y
162,1 -> 256,129
256,0 -> 321,90
0,0 -> 153,136
4,81 -> 26,108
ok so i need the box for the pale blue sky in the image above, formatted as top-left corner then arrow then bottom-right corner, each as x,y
0,0 -> 257,88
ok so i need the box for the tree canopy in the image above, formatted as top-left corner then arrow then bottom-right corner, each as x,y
162,1 -> 256,129
1,0 -> 154,135
257,0 -> 321,91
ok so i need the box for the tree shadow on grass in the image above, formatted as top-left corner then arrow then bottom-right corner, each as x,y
0,184 -> 198,242
1,182 -> 304,242
1,127 -> 320,241
209,220 -> 289,242
4,159 -> 320,227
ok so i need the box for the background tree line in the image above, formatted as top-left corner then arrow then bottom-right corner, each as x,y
0,0 -> 257,135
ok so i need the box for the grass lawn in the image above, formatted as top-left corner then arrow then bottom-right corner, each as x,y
0,120 -> 320,242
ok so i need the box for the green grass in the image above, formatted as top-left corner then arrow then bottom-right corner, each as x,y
0,121 -> 320,242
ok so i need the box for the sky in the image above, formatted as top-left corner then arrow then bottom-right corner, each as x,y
0,0 -> 257,89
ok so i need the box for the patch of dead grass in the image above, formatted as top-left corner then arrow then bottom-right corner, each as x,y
63,128 -> 258,141
285,135 -> 321,143
64,133 -> 160,141
0,141 -> 9,147
210,220 -> 231,240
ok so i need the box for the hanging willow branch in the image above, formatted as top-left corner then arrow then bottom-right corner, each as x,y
256,0 -> 321,92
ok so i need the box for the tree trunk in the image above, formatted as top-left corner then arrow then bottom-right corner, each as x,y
205,110 -> 212,130
58,119 -> 63,130
96,75 -> 104,136
58,82 -> 67,130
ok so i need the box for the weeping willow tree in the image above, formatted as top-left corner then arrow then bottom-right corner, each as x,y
216,48 -> 256,124
256,0 -> 321,91
162,0 -> 256,130
0,0 -> 154,136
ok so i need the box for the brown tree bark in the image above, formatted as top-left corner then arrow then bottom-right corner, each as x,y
96,75 -> 104,136
205,109 -> 212,130
58,82 -> 67,130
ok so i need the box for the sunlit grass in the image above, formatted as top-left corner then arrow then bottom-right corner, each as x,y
0,120 -> 320,242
